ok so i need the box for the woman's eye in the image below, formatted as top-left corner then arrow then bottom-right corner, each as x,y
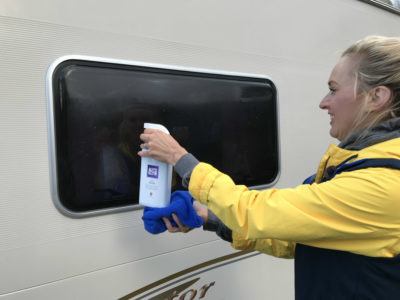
329,88 -> 337,95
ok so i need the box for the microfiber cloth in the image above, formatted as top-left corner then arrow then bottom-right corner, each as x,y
142,190 -> 203,234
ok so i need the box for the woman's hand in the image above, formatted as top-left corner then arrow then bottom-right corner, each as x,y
162,202 -> 208,233
138,128 -> 188,166
162,214 -> 193,233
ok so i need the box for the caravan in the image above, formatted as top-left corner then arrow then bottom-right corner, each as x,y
0,1 -> 399,299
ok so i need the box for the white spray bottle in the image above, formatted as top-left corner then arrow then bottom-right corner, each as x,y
139,123 -> 172,207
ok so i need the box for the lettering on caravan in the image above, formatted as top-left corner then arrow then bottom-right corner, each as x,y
164,281 -> 215,300
141,278 -> 215,300
118,251 -> 255,300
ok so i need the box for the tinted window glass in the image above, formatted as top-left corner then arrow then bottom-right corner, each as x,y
51,59 -> 279,214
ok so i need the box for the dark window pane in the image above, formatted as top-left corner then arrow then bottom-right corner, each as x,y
51,59 -> 279,213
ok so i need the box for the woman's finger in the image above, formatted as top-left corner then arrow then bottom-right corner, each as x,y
162,217 -> 179,233
171,214 -> 193,233
139,129 -> 161,143
171,213 -> 184,228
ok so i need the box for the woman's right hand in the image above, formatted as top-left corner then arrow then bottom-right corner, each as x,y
138,128 -> 187,166
162,202 -> 208,233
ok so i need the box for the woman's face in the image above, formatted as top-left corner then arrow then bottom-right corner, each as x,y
319,55 -> 364,141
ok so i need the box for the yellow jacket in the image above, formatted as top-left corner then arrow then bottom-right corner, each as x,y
189,138 -> 400,258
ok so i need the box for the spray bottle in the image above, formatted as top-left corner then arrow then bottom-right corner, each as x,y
139,123 -> 172,207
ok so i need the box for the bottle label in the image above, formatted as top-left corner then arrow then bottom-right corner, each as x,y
147,165 -> 159,179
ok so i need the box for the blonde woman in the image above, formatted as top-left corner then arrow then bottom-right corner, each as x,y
139,36 -> 400,299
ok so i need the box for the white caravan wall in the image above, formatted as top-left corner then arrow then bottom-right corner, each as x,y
0,0 -> 399,299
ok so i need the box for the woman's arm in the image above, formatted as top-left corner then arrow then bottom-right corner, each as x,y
189,162 -> 400,257
138,129 -> 297,257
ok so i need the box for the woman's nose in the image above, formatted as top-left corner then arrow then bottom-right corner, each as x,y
319,95 -> 329,110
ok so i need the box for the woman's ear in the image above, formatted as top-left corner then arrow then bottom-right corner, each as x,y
368,85 -> 392,112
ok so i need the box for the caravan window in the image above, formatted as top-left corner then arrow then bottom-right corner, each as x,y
49,58 -> 279,217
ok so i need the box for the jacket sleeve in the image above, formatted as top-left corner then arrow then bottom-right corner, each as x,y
231,232 -> 295,258
203,209 -> 233,242
204,208 -> 295,257
188,163 -> 400,257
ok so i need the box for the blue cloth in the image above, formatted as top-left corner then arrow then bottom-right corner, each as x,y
142,190 -> 203,234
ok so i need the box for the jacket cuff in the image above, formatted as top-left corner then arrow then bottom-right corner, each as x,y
203,209 -> 233,243
174,153 -> 199,188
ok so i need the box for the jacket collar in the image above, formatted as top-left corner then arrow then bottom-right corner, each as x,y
339,117 -> 400,151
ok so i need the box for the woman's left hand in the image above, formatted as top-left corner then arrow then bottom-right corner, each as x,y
138,128 -> 188,165
162,214 -> 193,233
162,202 -> 208,233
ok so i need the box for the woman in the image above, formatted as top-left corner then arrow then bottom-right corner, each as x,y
138,36 -> 400,299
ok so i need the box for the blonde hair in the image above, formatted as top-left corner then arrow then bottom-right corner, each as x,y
342,36 -> 400,135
